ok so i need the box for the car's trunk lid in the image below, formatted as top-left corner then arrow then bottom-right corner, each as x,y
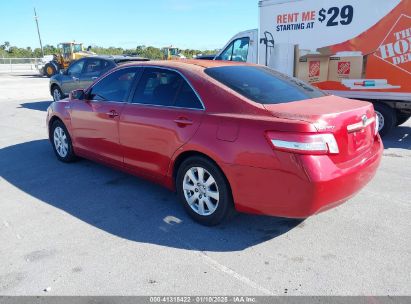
263,96 -> 377,162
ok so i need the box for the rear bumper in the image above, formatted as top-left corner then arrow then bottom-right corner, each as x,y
223,136 -> 383,218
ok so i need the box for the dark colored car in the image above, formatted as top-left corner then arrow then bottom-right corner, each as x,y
196,54 -> 217,60
49,55 -> 149,101
47,60 -> 382,226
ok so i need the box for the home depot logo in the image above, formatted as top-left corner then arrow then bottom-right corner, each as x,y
375,14 -> 411,75
309,61 -> 320,77
337,62 -> 351,75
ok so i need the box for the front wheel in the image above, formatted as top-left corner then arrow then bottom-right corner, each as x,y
176,156 -> 234,226
52,86 -> 63,101
51,120 -> 77,163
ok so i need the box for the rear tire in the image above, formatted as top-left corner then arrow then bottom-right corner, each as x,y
396,112 -> 411,126
374,103 -> 396,137
176,156 -> 234,226
50,120 -> 77,163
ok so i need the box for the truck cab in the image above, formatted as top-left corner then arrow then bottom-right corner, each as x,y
215,29 -> 258,64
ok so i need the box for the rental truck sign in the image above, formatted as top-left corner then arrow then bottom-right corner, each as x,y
275,5 -> 354,32
276,10 -> 316,31
259,0 -> 411,95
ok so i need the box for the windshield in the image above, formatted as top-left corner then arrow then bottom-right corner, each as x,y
73,44 -> 82,53
205,66 -> 326,104
170,48 -> 179,56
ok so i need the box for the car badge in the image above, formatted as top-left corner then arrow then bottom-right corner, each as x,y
362,115 -> 368,126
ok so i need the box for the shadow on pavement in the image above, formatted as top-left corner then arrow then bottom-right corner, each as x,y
19,101 -> 52,112
382,125 -> 411,150
0,140 -> 303,252
11,74 -> 46,78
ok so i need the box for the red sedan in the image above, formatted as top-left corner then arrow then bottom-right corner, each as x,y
47,60 -> 383,226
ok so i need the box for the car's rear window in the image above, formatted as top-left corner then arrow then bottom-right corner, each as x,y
204,66 -> 326,104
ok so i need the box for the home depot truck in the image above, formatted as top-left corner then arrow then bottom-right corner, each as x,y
215,0 -> 411,136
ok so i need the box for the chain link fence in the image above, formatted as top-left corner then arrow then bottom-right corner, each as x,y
0,58 -> 42,73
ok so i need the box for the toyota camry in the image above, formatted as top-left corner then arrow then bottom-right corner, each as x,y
46,60 -> 383,226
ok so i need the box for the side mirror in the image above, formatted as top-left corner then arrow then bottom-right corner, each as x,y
60,69 -> 67,75
69,89 -> 85,100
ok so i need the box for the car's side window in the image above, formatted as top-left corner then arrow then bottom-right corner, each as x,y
175,81 -> 203,109
83,59 -> 103,77
131,68 -> 203,109
67,60 -> 85,76
88,68 -> 140,102
218,37 -> 250,62
100,60 -> 113,74
132,68 -> 182,107
219,43 -> 234,61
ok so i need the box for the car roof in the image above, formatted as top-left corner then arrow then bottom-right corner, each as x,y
119,59 -> 255,71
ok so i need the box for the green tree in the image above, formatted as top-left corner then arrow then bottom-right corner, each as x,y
43,44 -> 58,55
0,41 -> 218,59
0,41 -> 11,51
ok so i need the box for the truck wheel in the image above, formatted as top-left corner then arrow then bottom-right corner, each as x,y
374,103 -> 396,137
396,113 -> 411,126
44,62 -> 57,78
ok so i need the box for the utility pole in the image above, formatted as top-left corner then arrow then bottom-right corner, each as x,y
34,8 -> 44,57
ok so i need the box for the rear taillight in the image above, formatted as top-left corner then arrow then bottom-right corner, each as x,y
266,131 -> 339,155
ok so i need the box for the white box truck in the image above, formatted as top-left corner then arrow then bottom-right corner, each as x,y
215,0 -> 411,136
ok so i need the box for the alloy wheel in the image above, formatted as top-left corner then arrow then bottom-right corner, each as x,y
53,88 -> 62,101
53,126 -> 69,158
183,166 -> 220,216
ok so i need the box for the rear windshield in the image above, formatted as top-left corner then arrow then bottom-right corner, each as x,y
204,66 -> 326,104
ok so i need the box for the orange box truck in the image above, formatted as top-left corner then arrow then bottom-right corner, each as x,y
215,0 -> 411,136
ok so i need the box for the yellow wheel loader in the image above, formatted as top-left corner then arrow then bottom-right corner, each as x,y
162,46 -> 186,60
41,42 -> 94,77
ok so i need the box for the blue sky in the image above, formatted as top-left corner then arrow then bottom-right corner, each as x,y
0,0 -> 257,50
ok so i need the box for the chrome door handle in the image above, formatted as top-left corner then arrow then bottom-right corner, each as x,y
106,110 -> 119,118
92,77 -> 98,80
174,117 -> 193,127
72,76 -> 79,81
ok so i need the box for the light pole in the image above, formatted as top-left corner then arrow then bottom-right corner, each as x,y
34,8 -> 44,57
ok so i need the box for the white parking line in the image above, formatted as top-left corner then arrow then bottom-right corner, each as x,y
198,251 -> 274,295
